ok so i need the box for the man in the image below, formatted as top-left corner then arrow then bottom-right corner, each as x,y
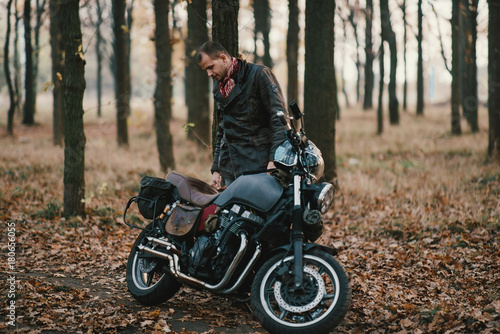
196,41 -> 289,188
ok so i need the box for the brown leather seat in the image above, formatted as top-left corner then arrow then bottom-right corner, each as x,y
165,170 -> 219,207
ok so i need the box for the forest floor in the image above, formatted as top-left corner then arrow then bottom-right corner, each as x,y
0,103 -> 499,333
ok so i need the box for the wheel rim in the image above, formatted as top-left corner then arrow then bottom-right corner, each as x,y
259,254 -> 341,328
131,242 -> 166,291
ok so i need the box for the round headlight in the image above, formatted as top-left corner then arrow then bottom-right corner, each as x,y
314,182 -> 335,214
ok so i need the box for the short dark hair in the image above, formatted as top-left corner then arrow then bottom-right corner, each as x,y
196,41 -> 231,63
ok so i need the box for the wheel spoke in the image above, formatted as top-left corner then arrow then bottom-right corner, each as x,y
304,311 -> 315,321
147,272 -> 155,286
324,292 -> 337,299
313,267 -> 325,276
279,309 -> 289,320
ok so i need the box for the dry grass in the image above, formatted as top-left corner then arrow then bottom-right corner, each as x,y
335,105 -> 498,227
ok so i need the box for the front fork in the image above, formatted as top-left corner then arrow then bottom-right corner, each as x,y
292,174 -> 305,290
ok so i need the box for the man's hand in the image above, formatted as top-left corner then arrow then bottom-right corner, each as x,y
267,161 -> 276,171
210,171 -> 222,189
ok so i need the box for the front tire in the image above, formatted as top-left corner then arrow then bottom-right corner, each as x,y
251,248 -> 351,334
126,224 -> 182,306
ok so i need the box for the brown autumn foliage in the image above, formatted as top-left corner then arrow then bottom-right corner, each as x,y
0,103 -> 498,333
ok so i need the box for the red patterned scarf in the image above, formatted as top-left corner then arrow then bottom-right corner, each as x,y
218,57 -> 239,98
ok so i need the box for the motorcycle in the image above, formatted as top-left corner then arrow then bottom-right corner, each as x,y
123,101 -> 351,334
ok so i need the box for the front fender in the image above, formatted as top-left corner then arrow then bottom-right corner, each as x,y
262,242 -> 339,263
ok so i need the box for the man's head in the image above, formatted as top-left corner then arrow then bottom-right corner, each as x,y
196,41 -> 233,82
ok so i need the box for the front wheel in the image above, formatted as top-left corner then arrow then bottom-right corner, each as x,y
126,223 -> 182,306
251,248 -> 351,334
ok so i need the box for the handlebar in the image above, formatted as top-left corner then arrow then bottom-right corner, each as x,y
276,111 -> 288,127
277,100 -> 304,134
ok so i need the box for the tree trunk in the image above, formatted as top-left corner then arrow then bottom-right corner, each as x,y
126,0 -> 134,117
186,0 -> 210,146
61,0 -> 86,217
287,0 -> 299,105
341,18 -> 350,108
488,0 -> 500,159
113,0 -> 130,146
380,0 -> 399,125
348,0 -> 361,103
96,0 -> 103,118
402,0 -> 407,111
304,0 -> 337,183
377,44 -> 385,135
49,0 -> 64,146
451,0 -> 462,135
23,0 -> 36,125
212,0 -> 239,57
460,0 -> 479,133
416,0 -> 424,116
154,0 -> 175,172
5,0 -> 16,136
14,0 -> 22,117
363,0 -> 374,110
33,0 -> 46,117
211,0 -> 239,155
253,0 -> 272,67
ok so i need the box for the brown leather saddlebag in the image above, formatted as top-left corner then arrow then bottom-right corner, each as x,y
165,204 -> 201,236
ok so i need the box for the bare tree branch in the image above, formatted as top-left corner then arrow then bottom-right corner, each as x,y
428,0 -> 452,74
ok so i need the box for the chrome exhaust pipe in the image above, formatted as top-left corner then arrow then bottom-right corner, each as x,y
146,237 -> 181,256
138,232 -> 249,292
137,244 -> 172,261
222,244 -> 261,294
137,242 -> 207,288
205,232 -> 247,291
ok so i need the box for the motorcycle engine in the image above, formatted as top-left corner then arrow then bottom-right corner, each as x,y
187,204 -> 264,282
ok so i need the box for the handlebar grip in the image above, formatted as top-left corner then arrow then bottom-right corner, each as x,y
276,111 -> 288,126
289,101 -> 303,120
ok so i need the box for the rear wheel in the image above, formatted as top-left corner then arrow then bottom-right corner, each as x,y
126,224 -> 181,305
251,248 -> 351,334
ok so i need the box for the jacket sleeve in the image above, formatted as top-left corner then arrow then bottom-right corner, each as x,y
211,112 -> 224,174
258,67 -> 289,161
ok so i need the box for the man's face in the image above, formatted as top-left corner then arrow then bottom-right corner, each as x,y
198,52 -> 230,82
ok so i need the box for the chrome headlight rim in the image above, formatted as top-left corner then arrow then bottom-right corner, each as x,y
315,182 -> 335,214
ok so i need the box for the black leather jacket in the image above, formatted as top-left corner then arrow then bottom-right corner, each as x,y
211,59 -> 288,180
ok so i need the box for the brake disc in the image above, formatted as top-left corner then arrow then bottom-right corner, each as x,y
273,266 -> 326,313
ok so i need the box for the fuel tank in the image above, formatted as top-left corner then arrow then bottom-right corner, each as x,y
214,173 -> 283,212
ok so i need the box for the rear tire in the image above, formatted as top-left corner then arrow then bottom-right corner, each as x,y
126,224 -> 182,306
251,248 -> 351,334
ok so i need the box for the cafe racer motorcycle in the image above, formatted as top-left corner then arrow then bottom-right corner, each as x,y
123,102 -> 351,334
